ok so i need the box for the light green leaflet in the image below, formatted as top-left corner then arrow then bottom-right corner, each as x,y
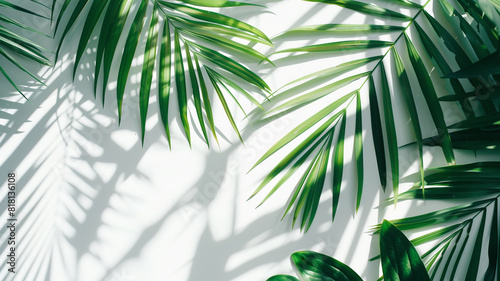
169,15 -> 272,46
179,0 -> 264,7
0,0 -> 50,97
188,40 -> 271,91
300,133 -> 333,231
274,40 -> 393,54
249,110 -> 344,205
272,56 -> 381,97
380,63 -> 398,194
55,0 -> 272,144
266,72 -> 369,116
117,0 -> 149,122
196,59 -> 218,145
332,113 -> 346,222
273,24 -> 405,39
250,91 -> 357,170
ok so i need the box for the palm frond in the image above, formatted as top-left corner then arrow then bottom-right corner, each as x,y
0,1 -> 51,98
374,162 -> 500,281
268,221 -> 430,281
54,0 -> 271,145
250,0 -> 500,230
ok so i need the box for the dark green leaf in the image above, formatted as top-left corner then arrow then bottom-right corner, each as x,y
354,92 -> 363,211
179,27 -> 274,65
448,112 -> 500,129
102,0 -> 134,104
55,0 -> 91,57
445,51 -> 500,78
267,275 -> 300,281
393,48 -> 424,196
116,0 -> 149,122
464,211 -> 487,280
403,33 -> 455,165
73,0 -> 110,81
159,21 -> 172,148
380,220 -> 431,281
169,15 -> 271,46
274,24 -> 405,38
368,75 -> 387,189
180,0 -> 264,7
292,251 -> 363,281
380,63 -> 399,193
159,1 -> 272,44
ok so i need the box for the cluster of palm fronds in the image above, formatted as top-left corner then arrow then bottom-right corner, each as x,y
4,0 -> 500,280
0,0 -> 51,98
249,0 -> 500,279
53,0 -> 271,146
250,0 -> 500,232
371,162 -> 500,281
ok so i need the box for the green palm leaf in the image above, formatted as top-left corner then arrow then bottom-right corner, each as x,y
250,0 -> 500,230
55,0 -> 271,145
267,275 -> 300,281
267,222 -> 429,281
374,162 -> 500,280
0,1 -> 50,98
380,220 -> 431,281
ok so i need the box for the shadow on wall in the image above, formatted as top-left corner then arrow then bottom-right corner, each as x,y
0,1 -> 393,281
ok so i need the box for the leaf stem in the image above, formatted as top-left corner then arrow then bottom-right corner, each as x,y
358,0 -> 434,91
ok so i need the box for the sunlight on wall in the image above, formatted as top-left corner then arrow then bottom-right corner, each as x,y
1,0 -> 498,280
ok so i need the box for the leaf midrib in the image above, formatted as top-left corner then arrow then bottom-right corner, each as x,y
358,0 -> 434,91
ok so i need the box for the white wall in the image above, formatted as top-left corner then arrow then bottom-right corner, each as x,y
0,0 -> 497,280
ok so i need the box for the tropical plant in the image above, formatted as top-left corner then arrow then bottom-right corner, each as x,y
0,0 -> 51,99
53,0 -> 272,145
249,0 -> 500,231
371,161 -> 500,281
267,220 -> 430,281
